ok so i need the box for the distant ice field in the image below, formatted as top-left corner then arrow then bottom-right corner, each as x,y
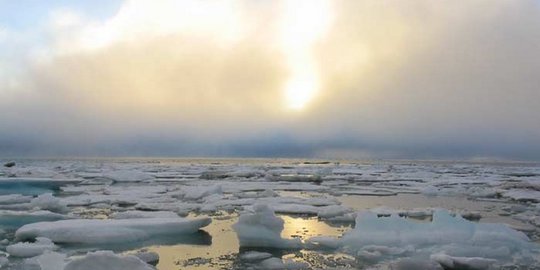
0,158 -> 539,269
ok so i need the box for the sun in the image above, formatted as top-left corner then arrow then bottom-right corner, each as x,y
279,0 -> 333,111
284,71 -> 317,110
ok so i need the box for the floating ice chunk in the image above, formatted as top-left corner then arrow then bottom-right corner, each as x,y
239,251 -> 273,261
0,256 -> 7,268
468,187 -> 499,198
334,188 -> 397,196
135,202 -> 199,214
63,194 -> 138,207
111,210 -> 179,219
421,186 -> 439,196
317,205 -> 352,219
133,251 -> 159,266
64,251 -> 154,270
256,196 -> 339,208
430,253 -> 496,270
104,170 -> 155,182
203,193 -> 225,204
7,237 -> 57,257
266,174 -> 322,183
199,171 -> 230,179
503,189 -> 540,203
258,257 -> 308,270
391,258 -> 444,270
183,185 -> 222,201
339,210 -> 537,265
369,206 -> 434,218
357,245 -> 413,261
0,194 -> 33,205
60,185 -> 105,195
531,216 -> 540,227
325,212 -> 357,223
16,217 -> 211,244
30,193 -> 68,213
270,204 -> 319,215
35,251 -> 67,270
221,181 -> 326,193
345,210 -> 526,249
233,204 -> 301,249
261,189 -> 278,197
503,172 -> 540,177
0,210 -> 69,228
305,236 -> 341,249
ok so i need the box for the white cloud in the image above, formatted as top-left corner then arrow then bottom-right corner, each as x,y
0,0 -> 539,159
48,0 -> 249,54
0,26 -> 8,42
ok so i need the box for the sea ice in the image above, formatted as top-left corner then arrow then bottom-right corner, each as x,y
233,204 -> 301,249
335,209 -> 538,266
64,251 -> 154,270
239,251 -> 273,261
6,237 -> 57,257
258,257 -> 309,270
133,251 -> 160,266
111,210 -> 179,219
22,251 -> 67,270
266,174 -> 322,183
35,252 -> 67,270
103,170 -> 155,183
430,253 -> 497,269
182,184 -> 222,201
30,193 -> 68,213
0,256 -> 7,268
503,189 -> 540,203
0,194 -> 33,205
16,217 -> 211,244
0,210 -> 69,228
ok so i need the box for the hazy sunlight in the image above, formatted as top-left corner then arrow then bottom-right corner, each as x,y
279,0 -> 333,110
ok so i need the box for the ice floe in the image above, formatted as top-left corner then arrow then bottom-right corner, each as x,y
0,194 -> 33,205
30,193 -> 69,213
503,189 -> 540,203
103,170 -> 155,183
16,217 -> 211,244
111,210 -> 179,219
307,209 -> 540,267
0,210 -> 69,229
258,257 -> 308,270
233,204 -> 301,249
6,237 -> 57,257
239,251 -> 273,261
64,251 -> 154,270
23,251 -> 67,270
182,184 -> 222,201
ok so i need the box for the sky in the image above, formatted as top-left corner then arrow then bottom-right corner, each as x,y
0,0 -> 539,160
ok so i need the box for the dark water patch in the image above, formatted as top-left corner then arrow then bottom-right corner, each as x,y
0,178 -> 79,196
0,214 -> 66,230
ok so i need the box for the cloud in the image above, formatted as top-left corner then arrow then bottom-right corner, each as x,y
0,0 -> 539,159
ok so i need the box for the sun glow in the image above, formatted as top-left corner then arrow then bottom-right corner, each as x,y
279,0 -> 333,110
284,67 -> 317,110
